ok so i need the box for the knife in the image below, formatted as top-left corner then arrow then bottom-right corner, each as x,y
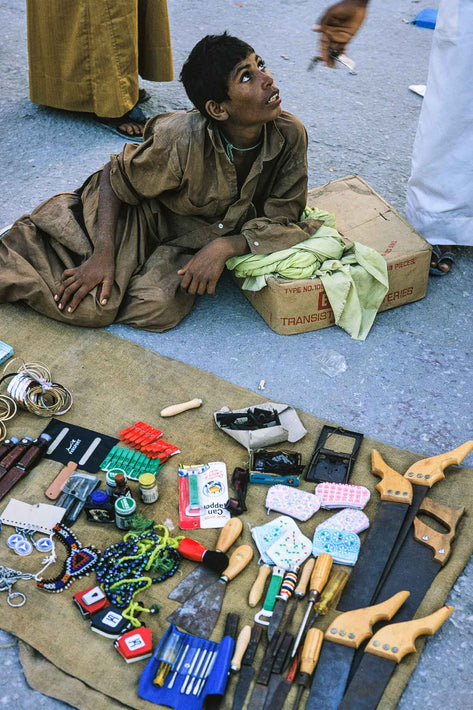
254,566 -> 285,626
231,623 -> 263,710
277,558 -> 315,637
339,606 -> 454,710
304,590 -> 409,710
267,569 -> 298,641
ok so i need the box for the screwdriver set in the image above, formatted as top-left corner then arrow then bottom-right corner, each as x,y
138,623 -> 234,709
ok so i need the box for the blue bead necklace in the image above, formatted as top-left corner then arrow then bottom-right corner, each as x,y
95,524 -> 181,626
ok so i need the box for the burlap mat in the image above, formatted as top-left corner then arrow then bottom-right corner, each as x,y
1,303 -> 472,710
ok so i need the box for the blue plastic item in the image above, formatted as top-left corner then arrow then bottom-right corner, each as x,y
138,624 -> 234,709
412,8 -> 438,29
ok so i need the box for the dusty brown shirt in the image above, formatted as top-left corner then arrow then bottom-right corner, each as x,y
109,110 -> 321,255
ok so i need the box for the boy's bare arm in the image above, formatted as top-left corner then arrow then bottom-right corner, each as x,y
55,163 -> 118,313
178,236 -> 249,296
313,0 -> 369,66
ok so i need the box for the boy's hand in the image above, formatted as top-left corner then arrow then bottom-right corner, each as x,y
54,252 -> 115,313
178,237 -> 248,296
312,0 -> 367,66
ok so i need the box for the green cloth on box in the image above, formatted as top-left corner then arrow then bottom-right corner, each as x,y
226,206 -> 389,340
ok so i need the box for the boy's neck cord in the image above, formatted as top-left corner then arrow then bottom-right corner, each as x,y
220,131 -> 262,163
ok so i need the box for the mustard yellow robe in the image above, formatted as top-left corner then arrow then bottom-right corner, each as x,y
26,0 -> 173,118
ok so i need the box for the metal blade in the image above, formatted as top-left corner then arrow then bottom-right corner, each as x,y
264,678 -> 292,710
166,578 -> 226,639
231,666 -> 255,710
339,653 -> 395,710
267,597 -> 287,641
374,528 -> 442,622
337,501 -> 409,611
305,642 -> 355,710
263,673 -> 288,710
375,485 -> 428,593
168,564 -> 219,602
246,681 -> 270,710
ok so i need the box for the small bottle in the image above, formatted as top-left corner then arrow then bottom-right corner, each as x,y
105,470 -> 118,497
139,473 -> 158,504
114,496 -> 137,530
114,473 -> 132,499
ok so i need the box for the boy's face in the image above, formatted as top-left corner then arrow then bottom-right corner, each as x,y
221,52 -> 282,127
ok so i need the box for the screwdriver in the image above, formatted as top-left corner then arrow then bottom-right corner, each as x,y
291,628 -> 324,710
291,553 -> 333,659
277,558 -> 315,638
308,569 -> 349,627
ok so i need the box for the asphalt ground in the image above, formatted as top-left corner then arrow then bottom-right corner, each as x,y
1,0 -> 472,707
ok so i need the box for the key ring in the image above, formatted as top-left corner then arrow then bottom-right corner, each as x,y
0,565 -> 35,607
7,590 -> 26,607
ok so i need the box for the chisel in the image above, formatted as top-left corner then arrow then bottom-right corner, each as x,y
291,628 -> 324,710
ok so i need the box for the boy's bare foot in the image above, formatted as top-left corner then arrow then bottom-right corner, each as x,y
430,245 -> 455,276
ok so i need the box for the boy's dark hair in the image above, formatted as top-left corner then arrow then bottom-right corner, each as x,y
180,33 -> 254,118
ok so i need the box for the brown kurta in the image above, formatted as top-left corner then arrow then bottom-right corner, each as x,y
0,111 -> 321,331
26,0 -> 173,118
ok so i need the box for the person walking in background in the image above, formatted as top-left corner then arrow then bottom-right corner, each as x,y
26,0 -> 173,142
313,0 -> 473,275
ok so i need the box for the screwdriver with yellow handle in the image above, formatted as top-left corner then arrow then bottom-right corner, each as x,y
292,628 -> 324,710
290,553 -> 333,659
309,568 -> 349,624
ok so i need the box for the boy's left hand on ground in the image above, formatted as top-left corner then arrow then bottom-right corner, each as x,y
178,237 -> 248,296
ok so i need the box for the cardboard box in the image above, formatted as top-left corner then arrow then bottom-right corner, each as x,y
237,175 -> 432,335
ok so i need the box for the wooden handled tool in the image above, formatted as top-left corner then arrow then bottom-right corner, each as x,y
365,605 -> 454,662
215,516 -> 243,552
249,563 -> 272,607
291,554 -> 333,658
292,628 -> 324,710
160,398 -> 202,417
231,625 -> 252,671
404,440 -> 473,486
277,558 -> 316,637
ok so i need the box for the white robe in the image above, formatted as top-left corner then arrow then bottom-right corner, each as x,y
406,0 -> 473,246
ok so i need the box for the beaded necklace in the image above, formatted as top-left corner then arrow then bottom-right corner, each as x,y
220,130 -> 263,163
95,524 -> 182,627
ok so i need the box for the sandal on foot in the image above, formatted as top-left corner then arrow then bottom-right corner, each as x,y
138,88 -> 151,104
430,245 -> 455,276
97,105 -> 147,143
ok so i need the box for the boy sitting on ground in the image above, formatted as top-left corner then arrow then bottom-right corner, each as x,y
0,33 -> 322,331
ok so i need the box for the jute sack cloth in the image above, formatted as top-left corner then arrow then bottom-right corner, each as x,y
0,303 -> 472,710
